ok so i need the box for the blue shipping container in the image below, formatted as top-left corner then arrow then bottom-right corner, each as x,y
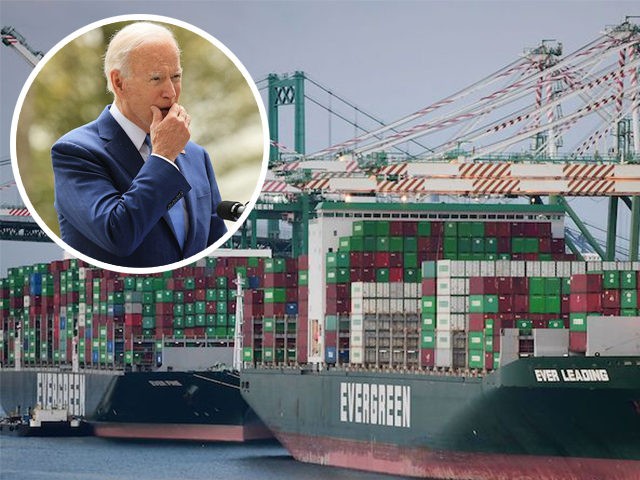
325,346 -> 337,363
286,302 -> 298,315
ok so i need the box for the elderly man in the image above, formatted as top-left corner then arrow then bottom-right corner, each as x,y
51,22 -> 227,268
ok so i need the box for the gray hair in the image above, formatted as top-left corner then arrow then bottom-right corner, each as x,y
104,22 -> 180,94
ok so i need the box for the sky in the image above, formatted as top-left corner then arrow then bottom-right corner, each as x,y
1,0 -> 638,274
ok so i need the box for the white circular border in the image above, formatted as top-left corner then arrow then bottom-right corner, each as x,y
10,14 -> 270,275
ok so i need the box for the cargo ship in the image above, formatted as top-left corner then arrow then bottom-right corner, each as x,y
0,253 -> 272,442
240,201 -> 640,480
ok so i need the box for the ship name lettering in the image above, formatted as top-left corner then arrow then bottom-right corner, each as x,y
340,382 -> 410,428
560,369 -> 609,382
148,380 -> 183,387
534,369 -> 560,382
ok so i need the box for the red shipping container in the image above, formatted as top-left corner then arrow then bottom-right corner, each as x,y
602,308 -> 621,317
349,268 -> 363,282
430,222 -> 443,236
511,277 -> 529,294
569,331 -> 587,352
350,252 -> 363,267
420,348 -> 434,367
538,237 -> 551,253
468,313 -> 485,331
510,222 -> 525,237
389,268 -> 404,282
497,237 -> 511,253
298,255 -> 309,270
523,223 -> 539,236
569,293 -> 602,312
194,289 -> 205,301
374,252 -> 390,268
264,273 -> 285,288
602,290 -> 620,309
336,284 -> 349,298
262,332 -> 275,347
264,303 -> 286,316
470,277 -> 498,295
324,330 -> 338,347
484,352 -> 494,370
561,295 -> 570,314
492,334 -> 501,352
389,221 -> 404,236
496,276 -> 513,293
388,253 -> 403,268
512,294 -> 529,313
418,237 -> 437,253
422,278 -> 436,295
570,274 -> 602,293
336,298 -> 351,315
484,222 -> 498,237
550,238 -> 565,253
361,268 -> 376,282
361,252 -> 375,267
498,295 -> 514,313
403,222 -> 418,235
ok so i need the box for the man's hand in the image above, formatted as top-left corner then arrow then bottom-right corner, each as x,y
149,103 -> 191,161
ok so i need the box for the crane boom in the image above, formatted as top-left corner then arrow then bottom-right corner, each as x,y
1,25 -> 44,66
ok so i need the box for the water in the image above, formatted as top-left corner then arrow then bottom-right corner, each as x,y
0,437 -> 410,480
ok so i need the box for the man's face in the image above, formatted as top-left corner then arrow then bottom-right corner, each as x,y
113,39 -> 182,132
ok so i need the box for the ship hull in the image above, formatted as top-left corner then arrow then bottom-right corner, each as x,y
241,357 -> 640,479
92,370 -> 272,442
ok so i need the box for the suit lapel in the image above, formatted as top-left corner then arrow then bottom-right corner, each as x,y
97,106 -> 145,180
97,106 -> 183,251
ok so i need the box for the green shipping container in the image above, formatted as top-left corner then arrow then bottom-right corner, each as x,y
469,295 -> 498,313
417,222 -> 431,236
243,347 -> 253,362
621,271 -> 637,289
603,271 -> 620,289
468,331 -> 484,350
421,332 -> 435,348
468,350 -> 484,369
376,268 -> 390,282
621,290 -> 638,309
375,221 -> 390,237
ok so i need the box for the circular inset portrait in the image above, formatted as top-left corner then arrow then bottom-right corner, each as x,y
11,14 -> 268,273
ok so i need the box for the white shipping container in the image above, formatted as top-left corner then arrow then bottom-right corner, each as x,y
376,299 -> 390,314
351,282 -> 364,297
350,347 -> 364,364
437,279 -> 451,296
352,299 -> 363,314
495,260 -> 511,277
436,296 -> 451,315
351,314 -> 364,330
450,278 -> 468,295
464,261 -> 481,277
23,296 -> 30,308
540,261 -> 556,277
404,283 -> 419,298
437,260 -> 452,278
449,261 -> 465,277
526,261 -> 541,277
350,332 -> 364,347
436,314 -> 451,330
406,298 -> 420,313
436,330 -> 452,347
389,282 -> 404,298
480,261 -> 495,277
78,303 -> 86,314
587,261 -> 603,272
390,299 -> 404,313
435,347 -> 453,368
451,296 -> 467,313
451,314 -> 466,331
377,283 -> 390,298
364,299 -> 377,313
510,261 -> 526,277
78,267 -> 86,280
571,262 -> 587,274
78,314 -> 85,328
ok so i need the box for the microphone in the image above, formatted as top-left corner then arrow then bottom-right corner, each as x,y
216,201 -> 246,221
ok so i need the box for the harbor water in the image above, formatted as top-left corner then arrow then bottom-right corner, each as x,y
0,437 -> 410,480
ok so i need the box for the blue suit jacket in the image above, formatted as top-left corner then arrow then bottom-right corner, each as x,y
52,106 -> 227,268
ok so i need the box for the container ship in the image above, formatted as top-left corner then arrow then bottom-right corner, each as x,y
0,254 -> 272,442
240,201 -> 640,480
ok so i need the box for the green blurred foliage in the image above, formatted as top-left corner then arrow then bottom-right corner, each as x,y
17,21 -> 265,235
